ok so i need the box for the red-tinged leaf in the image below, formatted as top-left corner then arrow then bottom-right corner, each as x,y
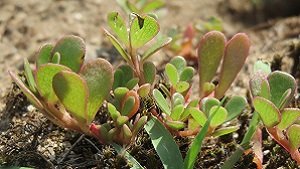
215,33 -> 250,99
53,71 -> 89,124
198,31 -> 226,98
253,97 -> 280,128
121,90 -> 140,119
252,128 -> 263,169
80,58 -> 113,124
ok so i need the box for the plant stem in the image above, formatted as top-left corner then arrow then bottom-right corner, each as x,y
130,48 -> 145,84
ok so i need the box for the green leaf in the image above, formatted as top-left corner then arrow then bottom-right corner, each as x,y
144,117 -> 184,169
122,96 -> 135,116
268,71 -> 296,108
143,61 -> 156,84
172,92 -> 185,107
170,105 -> 184,121
80,58 -> 113,123
117,116 -> 129,126
165,63 -> 179,86
287,124 -> 300,149
215,33 -> 250,99
165,120 -> 185,130
189,107 -> 207,126
51,35 -> 85,72
53,71 -> 88,124
36,43 -> 53,67
253,60 -> 271,75
209,106 -> 228,128
170,56 -> 186,74
225,96 -> 247,122
51,52 -> 61,64
35,64 -> 71,103
126,78 -> 139,90
104,29 -> 131,62
174,81 -> 189,93
212,126 -> 239,137
132,116 -> 148,136
114,87 -> 129,101
202,97 -> 220,116
253,97 -> 281,128
137,83 -> 151,97
113,69 -> 124,90
142,36 -> 172,61
198,31 -> 226,98
278,89 -> 292,110
119,64 -> 134,83
108,103 -> 121,121
180,66 -> 194,82
107,12 -> 128,45
142,0 -> 165,13
153,89 -> 171,115
277,108 -> 300,130
129,14 -> 159,49
259,79 -> 271,99
9,71 -> 43,109
24,58 -> 37,93
112,143 -> 145,169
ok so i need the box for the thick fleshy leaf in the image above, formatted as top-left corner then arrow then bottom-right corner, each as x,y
122,96 -> 135,116
277,89 -> 292,110
225,96 -> 247,122
51,35 -> 85,72
113,69 -> 124,90
166,120 -> 185,130
209,106 -> 228,128
107,12 -> 128,45
36,43 -> 53,67
53,71 -> 88,124
253,97 -> 280,128
142,0 -> 165,13
190,107 -> 207,126
188,117 -> 200,130
277,108 -> 300,130
132,116 -> 148,136
268,71 -> 296,108
80,59 -> 113,123
24,58 -> 37,93
165,63 -> 179,86
35,64 -> 71,103
215,33 -> 250,99
259,79 -> 271,99
170,105 -> 184,121
212,126 -> 239,137
104,29 -> 130,62
142,36 -> 172,61
170,56 -> 186,74
153,89 -> 171,115
145,117 -> 184,169
119,64 -> 134,83
108,103 -> 121,121
287,124 -> 300,149
202,97 -> 220,116
253,60 -> 271,75
126,78 -> 139,90
116,116 -> 129,126
143,61 -> 156,84
121,124 -> 133,144
180,67 -> 194,82
172,92 -> 185,107
174,81 -> 189,93
9,71 -> 43,109
51,52 -> 61,64
198,31 -> 226,98
114,87 -> 129,101
137,83 -> 151,97
129,14 -> 159,49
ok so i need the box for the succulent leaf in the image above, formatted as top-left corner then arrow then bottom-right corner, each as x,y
51,35 -> 85,72
165,63 -> 179,86
174,81 -> 189,93
143,61 -> 156,84
170,105 -> 184,121
170,56 -> 186,74
209,106 -> 228,128
287,124 -> 300,149
198,31 -> 226,98
137,83 -> 151,97
125,78 -> 139,90
277,108 -> 300,130
166,120 -> 185,130
225,96 -> 247,122
114,87 -> 129,101
268,71 -> 296,108
36,43 -> 53,67
129,14 -> 159,48
80,58 -> 113,124
36,64 -> 71,103
180,66 -> 194,82
215,33 -> 250,99
108,103 -> 121,121
51,52 -> 61,64
190,107 -> 207,126
24,58 -> 37,93
53,71 -> 89,124
122,96 -> 135,116
202,97 -> 220,116
117,116 -> 129,126
153,89 -> 171,115
253,97 -> 281,128
212,126 -> 239,137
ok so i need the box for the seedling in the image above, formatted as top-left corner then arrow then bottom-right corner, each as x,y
10,35 -> 113,135
105,11 -> 171,84
250,61 -> 300,164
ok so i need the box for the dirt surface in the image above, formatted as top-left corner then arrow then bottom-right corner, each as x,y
1,0 -> 300,168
